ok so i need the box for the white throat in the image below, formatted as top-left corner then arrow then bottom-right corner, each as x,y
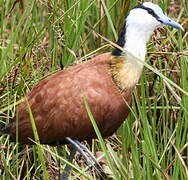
123,8 -> 160,61
124,24 -> 153,61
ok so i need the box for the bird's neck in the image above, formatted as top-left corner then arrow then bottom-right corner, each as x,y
124,24 -> 151,61
111,24 -> 153,90
111,55 -> 143,91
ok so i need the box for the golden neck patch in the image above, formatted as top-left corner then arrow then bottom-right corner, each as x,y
110,55 -> 144,91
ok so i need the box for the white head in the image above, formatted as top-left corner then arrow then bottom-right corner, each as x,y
126,2 -> 184,39
112,2 -> 184,58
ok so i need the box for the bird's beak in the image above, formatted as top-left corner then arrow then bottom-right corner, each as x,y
158,14 -> 184,31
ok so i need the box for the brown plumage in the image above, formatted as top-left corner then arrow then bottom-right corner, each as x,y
2,53 -> 132,145
2,2 -> 184,147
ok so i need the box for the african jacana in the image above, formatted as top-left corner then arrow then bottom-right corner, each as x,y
1,2 -> 184,179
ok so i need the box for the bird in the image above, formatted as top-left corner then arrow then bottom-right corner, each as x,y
1,1 -> 184,179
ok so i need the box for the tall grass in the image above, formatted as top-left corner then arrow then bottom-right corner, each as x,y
0,0 -> 187,179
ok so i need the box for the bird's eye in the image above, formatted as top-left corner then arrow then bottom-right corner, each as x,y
148,9 -> 154,14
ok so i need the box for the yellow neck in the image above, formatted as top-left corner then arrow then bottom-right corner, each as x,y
110,55 -> 144,91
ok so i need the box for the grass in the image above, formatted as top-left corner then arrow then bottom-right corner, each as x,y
0,0 -> 188,179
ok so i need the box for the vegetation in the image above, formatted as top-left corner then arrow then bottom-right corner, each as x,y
0,0 -> 187,179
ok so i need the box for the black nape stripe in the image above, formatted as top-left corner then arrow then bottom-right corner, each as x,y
134,4 -> 162,23
112,22 -> 126,56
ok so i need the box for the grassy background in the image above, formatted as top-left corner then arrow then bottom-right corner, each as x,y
0,0 -> 188,179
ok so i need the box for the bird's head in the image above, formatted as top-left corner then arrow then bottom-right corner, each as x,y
126,2 -> 184,33
112,2 -> 184,57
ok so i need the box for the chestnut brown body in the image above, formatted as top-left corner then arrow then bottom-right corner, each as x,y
3,53 -> 132,145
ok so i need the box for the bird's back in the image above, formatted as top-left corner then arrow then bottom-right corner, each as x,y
3,53 -> 132,145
